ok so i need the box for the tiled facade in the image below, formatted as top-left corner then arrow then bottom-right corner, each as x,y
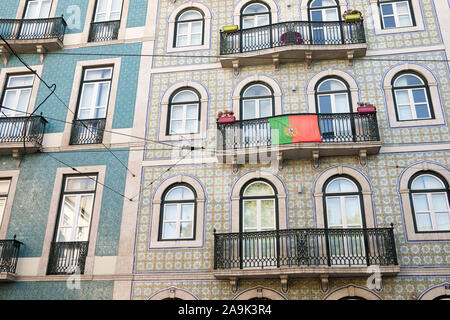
0,0 -> 449,300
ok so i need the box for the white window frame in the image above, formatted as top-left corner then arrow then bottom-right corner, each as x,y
94,0 -> 124,22
168,90 -> 200,135
1,74 -> 35,117
175,10 -> 204,48
161,186 -> 195,240
379,1 -> 413,29
394,88 -> 431,121
23,0 -> 52,19
0,180 -> 11,230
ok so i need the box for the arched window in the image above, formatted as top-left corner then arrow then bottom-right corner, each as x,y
315,77 -> 352,142
240,1 -> 271,29
240,180 -> 278,268
174,9 -> 204,47
409,172 -> 450,232
241,82 -> 274,120
308,0 -> 340,21
392,72 -> 433,121
323,176 -> 366,265
167,88 -> 201,135
378,0 -> 415,29
159,184 -> 197,240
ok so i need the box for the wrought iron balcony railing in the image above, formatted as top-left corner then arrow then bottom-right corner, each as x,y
70,118 -> 106,145
47,241 -> 89,275
0,238 -> 22,274
217,113 -> 380,150
88,20 -> 120,42
0,17 -> 66,42
214,227 -> 398,270
220,20 -> 366,55
0,116 -> 47,146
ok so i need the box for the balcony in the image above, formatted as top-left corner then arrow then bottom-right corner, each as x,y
219,20 -> 367,70
88,20 -> 120,43
47,241 -> 89,275
70,118 -> 106,145
0,17 -> 66,63
213,227 -> 399,291
216,113 -> 381,166
0,115 -> 47,157
0,238 -> 23,282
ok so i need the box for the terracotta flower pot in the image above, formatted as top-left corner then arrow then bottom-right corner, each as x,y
218,116 -> 236,124
357,106 -> 376,114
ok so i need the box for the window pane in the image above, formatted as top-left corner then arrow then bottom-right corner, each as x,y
185,119 -> 198,133
17,89 -> 32,112
398,15 -> 412,27
396,2 -> 409,14
57,228 -> 72,242
177,23 -> 189,35
259,99 -> 272,117
256,15 -> 269,26
186,105 -> 198,118
76,226 -> 90,241
179,10 -> 202,21
318,95 -> 332,113
431,194 -> 448,212
61,196 -> 76,227
395,90 -> 410,105
310,10 -> 323,21
412,175 -> 444,190
164,204 -> 178,220
244,182 -> 274,196
345,197 -> 362,226
171,106 -> 184,120
8,75 -> 34,87
243,100 -> 256,120
180,222 -> 193,238
243,3 -> 268,14
415,104 -> 430,119
398,105 -> 413,120
412,89 -> 426,103
326,179 -> 357,193
383,16 -> 396,28
327,198 -> 342,226
96,83 -> 110,108
181,204 -> 194,220
318,79 -> 346,92
334,94 -> 349,113
172,90 -> 197,103
190,34 -> 202,46
80,84 -> 95,110
170,120 -> 183,134
243,201 -> 257,230
412,194 -> 429,212
85,68 -> 112,81
242,17 -> 255,29
261,200 -> 275,229
111,0 -> 123,12
381,4 -> 394,15
0,180 -> 10,194
66,177 -> 96,191
78,195 -> 93,227
416,213 -> 432,231
395,75 -> 423,87
191,21 -> 202,33
435,213 -> 450,230
163,222 -> 177,239
166,186 -> 194,200
244,85 -> 271,97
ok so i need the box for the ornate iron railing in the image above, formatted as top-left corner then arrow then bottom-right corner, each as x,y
217,113 -> 379,150
88,20 -> 120,42
47,241 -> 89,275
214,227 -> 397,270
0,238 -> 22,274
70,118 -> 106,145
220,20 -> 365,55
0,17 -> 66,42
0,116 -> 47,145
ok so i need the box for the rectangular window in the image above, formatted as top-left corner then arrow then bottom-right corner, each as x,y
380,1 -> 413,29
0,74 -> 34,117
70,67 -> 112,145
94,0 -> 123,22
24,0 -> 52,19
0,179 -> 11,228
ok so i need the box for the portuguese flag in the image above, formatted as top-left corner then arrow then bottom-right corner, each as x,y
268,115 -> 322,145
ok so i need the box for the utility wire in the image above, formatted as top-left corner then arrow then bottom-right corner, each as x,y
0,35 -> 137,178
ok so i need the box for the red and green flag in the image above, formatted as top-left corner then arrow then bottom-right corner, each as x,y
268,115 -> 322,145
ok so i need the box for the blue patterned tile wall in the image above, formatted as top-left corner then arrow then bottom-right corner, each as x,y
55,0 -> 90,34
126,0 -> 149,28
1,148 -> 129,258
0,0 -> 20,18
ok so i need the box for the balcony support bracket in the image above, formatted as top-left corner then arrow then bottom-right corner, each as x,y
320,274 -> 329,292
311,150 -> 320,169
229,277 -> 239,293
0,45 -> 10,66
347,50 -> 355,66
272,54 -> 280,71
11,149 -> 22,168
305,51 -> 313,69
232,60 -> 240,77
36,45 -> 47,63
232,155 -> 240,174
359,149 -> 367,166
280,275 -> 289,293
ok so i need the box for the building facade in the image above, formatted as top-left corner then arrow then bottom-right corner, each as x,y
1,0 -> 450,300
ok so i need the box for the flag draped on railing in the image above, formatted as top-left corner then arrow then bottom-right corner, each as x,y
268,115 -> 322,145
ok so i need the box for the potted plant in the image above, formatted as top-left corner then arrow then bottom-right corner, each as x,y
343,9 -> 362,22
357,102 -> 376,114
217,110 -> 236,123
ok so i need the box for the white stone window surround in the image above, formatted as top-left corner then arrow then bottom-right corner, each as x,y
0,65 -> 44,116
232,0 -> 279,27
324,284 -> 382,300
231,74 -> 283,119
306,69 -> 360,113
149,174 -> 206,248
60,57 -> 121,148
398,161 -> 450,241
368,0 -> 425,35
166,2 -> 212,53
158,80 -> 209,142
233,286 -> 287,300
313,166 -> 376,229
0,170 -> 20,239
382,63 -> 445,128
148,286 -> 199,300
37,165 -> 106,277
418,282 -> 450,300
229,170 -> 288,233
